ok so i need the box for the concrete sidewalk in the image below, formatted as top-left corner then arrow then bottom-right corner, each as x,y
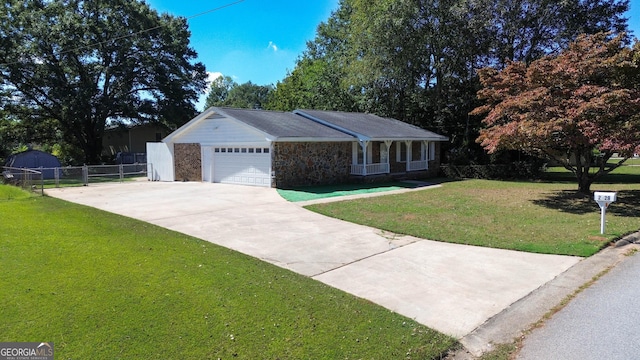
46,181 -> 580,340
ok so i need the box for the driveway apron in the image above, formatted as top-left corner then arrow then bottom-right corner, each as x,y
46,181 -> 580,338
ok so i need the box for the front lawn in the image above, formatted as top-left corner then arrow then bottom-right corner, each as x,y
0,185 -> 456,359
306,174 -> 640,257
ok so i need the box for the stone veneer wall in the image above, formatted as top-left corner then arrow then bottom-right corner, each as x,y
273,142 -> 352,187
174,143 -> 201,181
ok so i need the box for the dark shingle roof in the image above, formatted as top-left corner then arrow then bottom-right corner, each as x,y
295,109 -> 448,141
218,107 -> 353,140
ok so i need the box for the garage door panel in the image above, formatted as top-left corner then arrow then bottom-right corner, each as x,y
212,146 -> 271,187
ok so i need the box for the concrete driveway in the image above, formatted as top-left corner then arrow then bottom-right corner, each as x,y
46,181 -> 580,338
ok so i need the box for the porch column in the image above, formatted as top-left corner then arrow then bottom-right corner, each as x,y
423,141 -> 429,170
360,140 -> 369,176
384,140 -> 393,174
405,140 -> 412,172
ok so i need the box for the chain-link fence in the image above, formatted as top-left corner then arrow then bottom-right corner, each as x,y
2,164 -> 147,195
1,167 -> 44,195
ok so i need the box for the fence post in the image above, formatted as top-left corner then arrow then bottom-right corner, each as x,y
83,165 -> 89,186
119,164 -> 124,182
55,167 -> 60,188
22,168 -> 27,190
39,166 -> 44,196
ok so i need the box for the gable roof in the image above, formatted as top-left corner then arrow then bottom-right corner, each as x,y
163,107 -> 353,143
295,109 -> 448,142
218,107 -> 353,141
163,107 -> 448,144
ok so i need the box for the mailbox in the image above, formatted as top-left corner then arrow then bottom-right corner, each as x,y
594,191 -> 617,234
594,191 -> 617,203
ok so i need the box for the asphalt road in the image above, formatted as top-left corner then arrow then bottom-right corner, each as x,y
518,251 -> 640,360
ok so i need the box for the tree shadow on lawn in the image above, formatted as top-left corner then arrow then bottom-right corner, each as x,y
532,189 -> 640,217
539,169 -> 640,185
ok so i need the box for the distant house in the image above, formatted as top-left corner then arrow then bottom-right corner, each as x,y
147,107 -> 448,187
102,123 -> 172,161
4,149 -> 62,179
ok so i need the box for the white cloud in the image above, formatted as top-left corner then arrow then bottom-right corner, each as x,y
267,41 -> 278,52
205,71 -> 223,86
197,71 -> 223,112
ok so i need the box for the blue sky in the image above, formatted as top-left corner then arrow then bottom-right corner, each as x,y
145,0 -> 640,110
145,1 -> 339,87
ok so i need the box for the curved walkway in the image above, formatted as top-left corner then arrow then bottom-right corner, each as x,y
46,181 -> 579,339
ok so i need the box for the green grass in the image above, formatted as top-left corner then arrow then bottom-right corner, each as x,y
306,174 -> 640,257
41,175 -> 144,188
542,164 -> 640,183
478,343 -> 517,360
615,157 -> 640,166
277,181 -> 426,202
0,185 -> 456,359
0,184 -> 34,200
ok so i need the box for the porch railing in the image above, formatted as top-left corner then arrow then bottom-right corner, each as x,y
350,163 -> 390,175
408,160 -> 428,171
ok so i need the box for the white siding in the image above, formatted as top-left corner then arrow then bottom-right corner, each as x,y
201,146 -> 214,182
172,116 -> 268,145
147,142 -> 174,181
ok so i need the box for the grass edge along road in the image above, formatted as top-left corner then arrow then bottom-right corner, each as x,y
0,185 -> 456,359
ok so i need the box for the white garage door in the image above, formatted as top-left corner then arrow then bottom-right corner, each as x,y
212,146 -> 271,187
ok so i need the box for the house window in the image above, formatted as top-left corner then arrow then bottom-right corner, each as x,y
234,148 -> 240,153
248,148 -> 254,153
352,142 -> 373,165
241,148 -> 247,153
396,142 -> 407,162
227,148 -> 233,153
380,143 -> 389,163
214,148 -> 220,153
263,148 -> 270,154
221,148 -> 227,153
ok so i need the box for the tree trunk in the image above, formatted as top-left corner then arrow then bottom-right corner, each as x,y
574,148 -> 594,195
80,127 -> 104,165
84,140 -> 103,165
577,172 -> 592,195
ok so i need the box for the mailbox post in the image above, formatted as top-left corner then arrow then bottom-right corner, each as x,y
594,191 -> 617,234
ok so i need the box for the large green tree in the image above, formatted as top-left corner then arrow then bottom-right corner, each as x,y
204,75 -> 236,108
269,0 -> 629,159
488,0 -> 629,66
0,0 -> 207,164
205,76 -> 273,110
472,33 -> 640,193
268,1 -> 357,112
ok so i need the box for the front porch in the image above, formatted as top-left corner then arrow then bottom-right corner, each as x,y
350,140 -> 436,176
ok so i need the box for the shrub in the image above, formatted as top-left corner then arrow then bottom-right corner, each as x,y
440,160 -> 545,180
